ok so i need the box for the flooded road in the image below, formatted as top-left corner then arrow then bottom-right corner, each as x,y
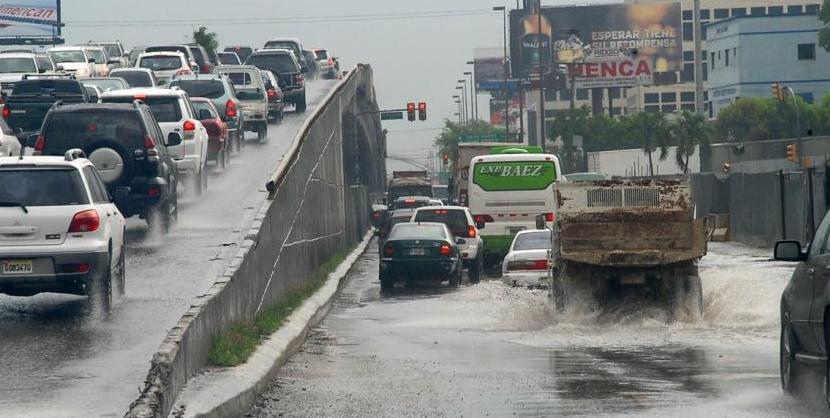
249,242 -> 827,417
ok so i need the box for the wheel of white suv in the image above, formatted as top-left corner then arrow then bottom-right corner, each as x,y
90,250 -> 113,314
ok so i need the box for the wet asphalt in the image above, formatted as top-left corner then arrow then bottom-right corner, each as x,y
0,80 -> 337,418
248,242 -> 829,417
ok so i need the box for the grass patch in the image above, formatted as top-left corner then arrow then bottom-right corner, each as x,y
208,248 -> 354,367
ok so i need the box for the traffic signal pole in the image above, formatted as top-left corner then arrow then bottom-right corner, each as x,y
785,86 -> 803,163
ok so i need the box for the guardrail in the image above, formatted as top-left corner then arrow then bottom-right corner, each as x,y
126,65 -> 380,418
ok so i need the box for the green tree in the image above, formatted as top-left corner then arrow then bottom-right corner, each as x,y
820,0 -> 830,52
714,97 -> 776,142
671,111 -> 711,174
193,27 -> 219,57
434,119 -> 506,170
622,112 -> 670,177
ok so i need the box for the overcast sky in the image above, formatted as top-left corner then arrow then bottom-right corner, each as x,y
62,1 -> 582,172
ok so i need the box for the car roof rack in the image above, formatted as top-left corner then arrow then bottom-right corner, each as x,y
22,73 -> 76,80
64,148 -> 86,161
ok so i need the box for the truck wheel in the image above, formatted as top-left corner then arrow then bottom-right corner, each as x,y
295,95 -> 307,113
551,275 -> 567,313
257,123 -> 268,144
468,256 -> 483,284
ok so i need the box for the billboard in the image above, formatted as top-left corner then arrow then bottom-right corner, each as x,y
0,1 -> 62,44
510,3 -> 682,88
474,47 -> 506,92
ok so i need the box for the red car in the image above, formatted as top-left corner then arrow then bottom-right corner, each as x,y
191,97 -> 230,168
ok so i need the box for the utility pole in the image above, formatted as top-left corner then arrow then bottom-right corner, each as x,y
537,3 -> 546,151
458,80 -> 469,123
466,61 -> 479,120
494,6 -> 509,138
693,0 -> 705,114
456,86 -> 466,124
785,86 -> 803,163
464,71 -> 475,121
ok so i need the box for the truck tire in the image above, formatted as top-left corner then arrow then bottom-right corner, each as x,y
667,263 -> 703,321
257,123 -> 268,144
551,275 -> 567,313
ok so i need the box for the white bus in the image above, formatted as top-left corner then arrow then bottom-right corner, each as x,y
467,150 -> 563,263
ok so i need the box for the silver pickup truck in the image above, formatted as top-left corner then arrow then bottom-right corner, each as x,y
214,65 -> 269,144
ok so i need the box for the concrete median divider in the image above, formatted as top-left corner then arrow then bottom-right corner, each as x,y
125,65 -> 385,418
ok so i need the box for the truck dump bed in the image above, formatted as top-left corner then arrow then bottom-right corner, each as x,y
556,179 -> 707,267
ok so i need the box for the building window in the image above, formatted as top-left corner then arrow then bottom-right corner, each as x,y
733,48 -> 737,57
682,10 -> 693,21
787,5 -> 803,14
702,50 -> 707,61
682,63 -> 695,82
703,65 -> 708,81
750,7 -> 765,15
684,51 -> 694,62
806,4 -> 820,13
798,43 -> 816,60
644,93 -> 659,104
714,8 -> 729,19
724,49 -> 729,66
560,89 -> 571,100
609,87 -> 621,99
576,89 -> 589,100
768,6 -> 783,15
701,24 -> 707,41
661,92 -> 677,102
662,104 -> 677,113
700,9 -> 710,19
681,103 -> 696,111
704,91 -> 709,101
681,92 -> 696,102
683,22 -> 693,41
711,52 -> 715,69
611,107 -> 622,116
732,8 -> 746,17
645,105 -> 660,113
545,89 -> 557,101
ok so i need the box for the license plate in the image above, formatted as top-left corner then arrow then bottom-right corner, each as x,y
3,260 -> 32,274
408,248 -> 426,256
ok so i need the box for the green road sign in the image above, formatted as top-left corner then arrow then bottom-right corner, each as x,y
459,133 -> 508,143
381,111 -> 404,121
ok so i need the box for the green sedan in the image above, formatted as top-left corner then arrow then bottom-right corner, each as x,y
379,222 -> 465,290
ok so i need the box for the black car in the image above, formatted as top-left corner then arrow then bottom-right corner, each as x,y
245,50 -> 307,112
379,222 -> 464,290
776,214 -> 830,407
34,102 -> 181,231
3,76 -> 89,139
302,50 -> 318,79
224,46 -> 253,63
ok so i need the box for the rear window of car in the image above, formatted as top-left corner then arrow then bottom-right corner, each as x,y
246,54 -> 298,74
103,96 -> 182,122
413,209 -> 469,236
314,50 -> 328,60
218,53 -> 240,65
0,168 -> 89,206
112,71 -> 152,87
139,56 -> 184,71
188,47 -> 206,64
513,231 -> 552,251
390,224 -> 447,240
0,57 -> 36,73
169,79 -> 225,99
84,78 -> 127,92
48,50 -> 85,63
35,56 -> 54,71
42,111 -> 146,153
11,80 -> 84,95
192,101 -> 216,118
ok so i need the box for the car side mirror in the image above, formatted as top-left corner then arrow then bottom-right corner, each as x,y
535,214 -> 546,230
87,58 -> 96,64
198,109 -> 212,120
56,65 -> 64,71
112,187 -> 130,206
166,132 -> 183,147
38,68 -> 46,74
475,221 -> 486,230
25,133 -> 38,148
775,241 -> 806,262
300,67 -> 308,74
456,238 -> 466,245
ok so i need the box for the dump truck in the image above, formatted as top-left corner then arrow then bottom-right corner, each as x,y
546,178 -> 707,317
387,170 -> 432,202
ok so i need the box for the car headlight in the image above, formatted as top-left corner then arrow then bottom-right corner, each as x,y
76,67 -> 89,76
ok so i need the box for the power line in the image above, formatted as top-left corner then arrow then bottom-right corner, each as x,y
65,9 -> 494,28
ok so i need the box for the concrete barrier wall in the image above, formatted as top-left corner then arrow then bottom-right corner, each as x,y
126,66 -> 382,418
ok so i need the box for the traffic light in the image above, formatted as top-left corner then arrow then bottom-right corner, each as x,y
406,102 -> 416,122
786,143 -> 798,163
772,82 -> 785,102
442,153 -> 449,165
418,102 -> 427,121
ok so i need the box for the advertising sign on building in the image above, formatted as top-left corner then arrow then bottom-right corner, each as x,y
510,3 -> 682,88
474,47 -> 506,92
0,0 -> 62,44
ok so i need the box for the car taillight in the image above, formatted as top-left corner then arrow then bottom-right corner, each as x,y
199,63 -> 211,74
467,226 -> 476,239
294,74 -> 304,85
383,244 -> 394,257
2,106 -> 9,119
68,209 -> 100,233
144,135 -> 159,160
506,260 -> 548,271
183,120 -> 196,131
439,243 -> 452,257
225,100 -> 237,118
545,213 -> 555,222
33,134 -> 45,155
147,186 -> 161,198
473,215 -> 494,224
267,89 -> 277,98
176,68 -> 193,76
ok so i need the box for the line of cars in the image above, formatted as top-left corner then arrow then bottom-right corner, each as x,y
0,37 -> 340,313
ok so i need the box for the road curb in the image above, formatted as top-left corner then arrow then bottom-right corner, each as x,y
169,229 -> 375,418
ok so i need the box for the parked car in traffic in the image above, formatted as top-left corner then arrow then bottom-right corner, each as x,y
34,102 -> 181,231
379,222 -> 464,290
0,53 -> 56,96
186,43 -> 218,74
3,75 -> 89,139
313,48 -> 339,79
0,117 -> 20,156
0,152 -> 126,310
86,41 -> 128,68
217,52 -> 241,66
412,206 -> 484,283
135,51 -> 191,86
168,73 -> 244,153
101,88 -> 209,196
502,230 -> 552,288
127,46 -> 146,66
262,38 -> 306,68
260,70 -> 284,123
47,46 -> 97,78
214,65 -> 268,143
83,77 -> 129,93
144,45 -> 199,73
191,97 -> 229,168
302,50 -> 318,79
110,68 -> 157,88
245,49 -> 306,112
223,46 -> 253,62
82,46 -> 114,77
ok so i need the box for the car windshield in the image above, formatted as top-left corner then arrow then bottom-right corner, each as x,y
139,56 -> 183,71
101,44 -> 121,58
513,231 -> 552,251
104,96 -> 181,122
218,53 -> 240,65
84,79 -> 128,92
192,101 -> 216,118
42,111 -> 145,154
169,79 -> 225,99
48,50 -> 86,63
0,57 -> 36,73
315,50 -> 328,60
87,49 -> 106,64
390,224 -> 447,240
246,54 -> 298,73
0,169 -> 89,206
413,209 -> 469,236
112,71 -> 153,87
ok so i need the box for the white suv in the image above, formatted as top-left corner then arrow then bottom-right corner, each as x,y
101,88 -> 210,195
411,206 -> 485,283
135,51 -> 191,86
0,151 -> 126,310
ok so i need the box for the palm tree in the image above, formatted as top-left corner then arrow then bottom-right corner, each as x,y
624,112 -> 669,177
193,27 -> 219,56
672,111 -> 711,174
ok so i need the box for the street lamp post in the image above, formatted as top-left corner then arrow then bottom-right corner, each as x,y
455,86 -> 466,124
493,6 -> 509,140
458,79 -> 469,124
466,61 -> 479,120
463,71 -> 475,121
453,95 -> 462,124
